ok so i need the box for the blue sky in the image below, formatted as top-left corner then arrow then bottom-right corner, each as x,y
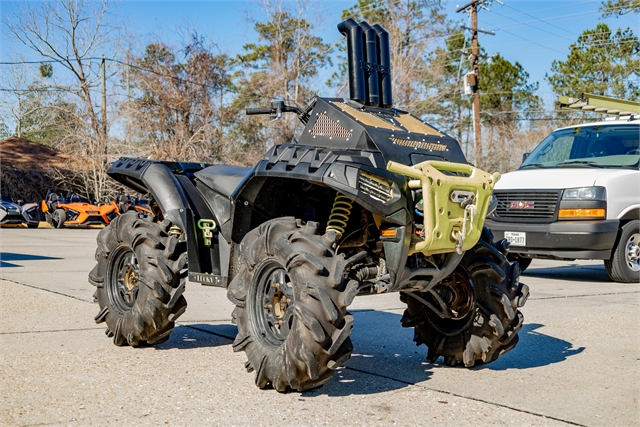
1,0 -> 638,108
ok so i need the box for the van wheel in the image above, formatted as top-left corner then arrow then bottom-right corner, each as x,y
604,220 -> 640,283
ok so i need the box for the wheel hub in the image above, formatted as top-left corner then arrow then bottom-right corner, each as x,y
251,261 -> 295,349
434,271 -> 474,320
106,247 -> 140,314
625,233 -> 640,272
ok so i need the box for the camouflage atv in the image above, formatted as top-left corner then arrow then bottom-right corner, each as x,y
89,19 -> 528,392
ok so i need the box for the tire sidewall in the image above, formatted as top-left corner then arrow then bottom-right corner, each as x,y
611,220 -> 640,283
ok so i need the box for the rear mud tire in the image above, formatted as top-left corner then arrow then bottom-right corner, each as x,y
89,212 -> 188,346
401,228 -> 529,367
228,217 -> 356,392
52,209 -> 66,228
604,220 -> 640,283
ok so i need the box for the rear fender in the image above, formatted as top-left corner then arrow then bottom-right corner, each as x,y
108,158 -> 230,287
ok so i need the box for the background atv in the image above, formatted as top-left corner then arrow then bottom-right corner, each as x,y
0,195 -> 40,228
112,193 -> 152,217
90,19 -> 529,392
42,191 -> 118,228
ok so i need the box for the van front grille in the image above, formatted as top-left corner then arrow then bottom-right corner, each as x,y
492,191 -> 560,222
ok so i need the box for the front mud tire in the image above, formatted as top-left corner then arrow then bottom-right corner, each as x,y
401,229 -> 529,367
89,212 -> 188,346
228,218 -> 357,392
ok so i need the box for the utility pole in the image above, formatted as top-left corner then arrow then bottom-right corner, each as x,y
456,0 -> 497,168
101,55 -> 107,155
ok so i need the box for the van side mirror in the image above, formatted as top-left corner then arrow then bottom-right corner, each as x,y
522,152 -> 531,163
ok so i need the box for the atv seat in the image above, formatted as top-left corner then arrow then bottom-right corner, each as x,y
195,165 -> 251,197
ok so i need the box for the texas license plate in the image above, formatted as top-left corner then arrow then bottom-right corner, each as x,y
505,231 -> 526,246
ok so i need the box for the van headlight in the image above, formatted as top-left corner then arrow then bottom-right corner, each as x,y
559,187 -> 606,219
562,187 -> 606,201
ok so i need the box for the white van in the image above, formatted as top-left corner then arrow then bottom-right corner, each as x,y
485,116 -> 640,282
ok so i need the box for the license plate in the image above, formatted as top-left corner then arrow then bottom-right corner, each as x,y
505,231 -> 526,246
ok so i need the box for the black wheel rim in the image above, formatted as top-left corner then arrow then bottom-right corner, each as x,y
106,246 -> 140,315
250,259 -> 295,349
424,270 -> 475,335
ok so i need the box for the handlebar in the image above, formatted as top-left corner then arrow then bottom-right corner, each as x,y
245,107 -> 273,115
244,100 -> 310,124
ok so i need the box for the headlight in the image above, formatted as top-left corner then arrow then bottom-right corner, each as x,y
562,187 -> 606,201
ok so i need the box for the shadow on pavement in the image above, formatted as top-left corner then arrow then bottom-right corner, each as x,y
155,324 -> 236,350
0,252 -> 63,267
523,263 -> 610,283
473,323 -> 585,370
310,313 -> 584,396
153,313 -> 583,395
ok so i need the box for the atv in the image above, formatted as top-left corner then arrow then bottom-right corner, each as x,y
112,193 -> 153,217
0,195 -> 40,228
42,191 -> 118,228
89,19 -> 529,392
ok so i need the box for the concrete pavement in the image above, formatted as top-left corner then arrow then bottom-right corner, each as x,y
1,227 -> 638,426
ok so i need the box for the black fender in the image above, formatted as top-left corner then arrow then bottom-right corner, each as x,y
107,158 -> 229,287
230,144 -> 414,286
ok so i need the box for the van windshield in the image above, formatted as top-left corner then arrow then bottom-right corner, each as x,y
520,124 -> 640,169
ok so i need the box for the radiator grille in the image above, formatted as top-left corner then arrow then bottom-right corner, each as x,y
310,114 -> 352,138
358,172 -> 393,202
493,191 -> 559,220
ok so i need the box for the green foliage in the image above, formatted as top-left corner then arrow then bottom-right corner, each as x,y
600,0 -> 640,17
39,63 -> 53,78
546,23 -> 640,99
232,7 -> 332,149
480,54 -> 541,125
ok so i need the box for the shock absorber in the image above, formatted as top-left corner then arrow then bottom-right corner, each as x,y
326,193 -> 353,238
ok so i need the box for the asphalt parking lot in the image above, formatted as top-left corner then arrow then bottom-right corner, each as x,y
1,226 -> 638,427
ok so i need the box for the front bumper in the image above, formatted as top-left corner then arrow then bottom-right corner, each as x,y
485,218 -> 619,260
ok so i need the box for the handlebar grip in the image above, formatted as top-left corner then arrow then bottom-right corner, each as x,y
245,107 -> 272,115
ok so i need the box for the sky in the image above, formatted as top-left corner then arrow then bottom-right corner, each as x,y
1,0 -> 638,109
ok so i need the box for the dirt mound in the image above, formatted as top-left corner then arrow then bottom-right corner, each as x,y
0,137 -> 70,169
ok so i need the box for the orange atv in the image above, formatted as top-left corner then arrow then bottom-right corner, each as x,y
112,194 -> 153,217
41,191 -> 118,228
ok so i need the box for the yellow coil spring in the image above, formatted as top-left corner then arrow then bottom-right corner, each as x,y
326,193 -> 353,237
168,225 -> 183,237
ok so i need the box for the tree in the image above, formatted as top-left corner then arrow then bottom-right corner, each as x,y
600,0 -> 640,16
546,23 -> 640,100
422,30 -> 471,145
127,35 -> 232,162
232,0 -> 333,154
4,0 -> 122,200
476,55 -> 542,172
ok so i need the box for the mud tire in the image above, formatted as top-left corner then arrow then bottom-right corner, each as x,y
52,209 -> 66,228
507,254 -> 532,272
228,217 -> 357,392
401,228 -> 529,367
604,220 -> 640,283
89,212 -> 188,346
